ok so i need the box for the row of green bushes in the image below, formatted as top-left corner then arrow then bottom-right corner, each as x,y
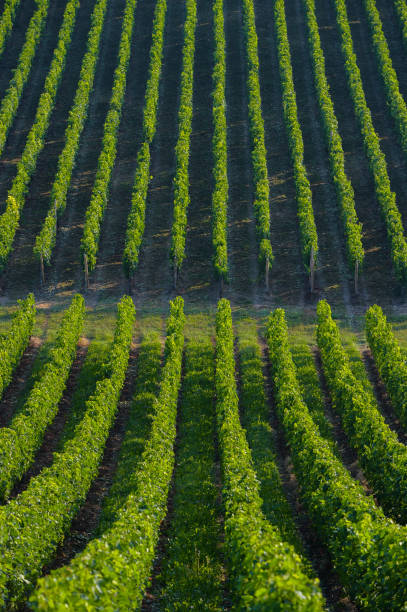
0,0 -> 22,59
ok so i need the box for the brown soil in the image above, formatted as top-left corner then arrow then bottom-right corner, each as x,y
0,336 -> 41,428
46,344 -> 138,571
9,340 -> 89,498
263,344 -> 357,611
362,347 -> 407,444
314,0 -> 400,308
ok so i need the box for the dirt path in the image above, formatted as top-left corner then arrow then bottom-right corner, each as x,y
90,0 -> 156,303
253,0 -> 305,309
50,0 -> 127,298
132,0 -> 184,309
0,336 -> 42,427
46,344 -> 138,572
178,0 -> 218,306
315,0 -> 398,308
222,0 -> 258,307
287,0 -> 353,313
9,341 -> 89,499
4,0 -> 100,298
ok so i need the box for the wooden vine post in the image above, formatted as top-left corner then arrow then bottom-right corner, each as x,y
310,246 -> 315,293
265,258 -> 270,291
354,259 -> 359,295
84,254 -> 89,290
40,253 -> 45,285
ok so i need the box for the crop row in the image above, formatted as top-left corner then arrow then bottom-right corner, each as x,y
80,0 -> 138,281
241,0 -> 273,287
170,0 -> 197,283
0,295 -> 135,608
0,0 -> 80,270
394,0 -> 407,47
0,0 -> 22,59
303,0 -> 363,289
274,0 -> 318,290
333,0 -> 407,283
0,293 -> 36,401
31,297 -> 185,610
34,0 -> 110,273
366,304 -> 407,431
267,307 -> 407,610
122,0 -> 167,281
215,299 -> 323,609
0,0 -> 49,159
363,0 -> 407,158
316,300 -> 407,524
0,294 -> 84,501
211,0 -> 228,282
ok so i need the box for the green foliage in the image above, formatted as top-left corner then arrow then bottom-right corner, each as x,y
394,0 -> 407,47
215,299 -> 323,610
303,0 -> 363,271
267,307 -> 407,610
274,0 -> 318,270
333,0 -> 407,282
30,298 -> 184,611
170,0 -> 197,272
0,294 -> 35,401
34,0 -> 109,266
366,304 -> 407,430
81,0 -> 138,273
317,300 -> 407,524
0,295 -> 135,607
123,0 -> 167,278
159,341 -> 223,610
241,0 -> 273,269
364,0 -> 407,158
0,0 -> 23,60
0,0 -> 80,269
211,0 -> 228,280
0,295 -> 85,501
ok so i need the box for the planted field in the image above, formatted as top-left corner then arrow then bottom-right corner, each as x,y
1,0 -> 407,608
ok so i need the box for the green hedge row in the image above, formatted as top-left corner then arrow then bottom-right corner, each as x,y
267,307 -> 407,610
394,0 -> 407,47
303,0 -> 363,277
215,299 -> 324,610
0,295 -> 135,608
366,304 -> 407,430
333,0 -> 407,283
0,294 -> 85,501
0,294 -> 35,401
170,0 -> 197,277
34,0 -> 110,268
80,0 -> 138,275
317,299 -> 407,524
122,0 -> 167,278
241,0 -> 273,282
274,0 -> 318,277
211,0 -> 228,281
30,297 -> 184,611
0,0 -> 80,270
0,0 -> 22,60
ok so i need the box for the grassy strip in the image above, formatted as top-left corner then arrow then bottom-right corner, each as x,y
0,295 -> 84,501
0,0 -> 23,60
332,0 -> 407,283
122,0 -> 167,279
303,0 -> 363,282
216,299 -> 324,610
317,300 -> 407,524
241,0 -> 273,285
158,340 -> 223,610
80,0 -> 138,276
366,304 -> 407,430
34,0 -> 110,269
0,0 -> 81,269
274,0 -> 318,281
30,298 -> 185,611
170,0 -> 197,279
267,308 -> 407,610
0,296 -> 135,607
0,294 -> 35,401
211,0 -> 228,281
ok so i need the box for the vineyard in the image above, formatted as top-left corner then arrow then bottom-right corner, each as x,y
1,0 -> 407,608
